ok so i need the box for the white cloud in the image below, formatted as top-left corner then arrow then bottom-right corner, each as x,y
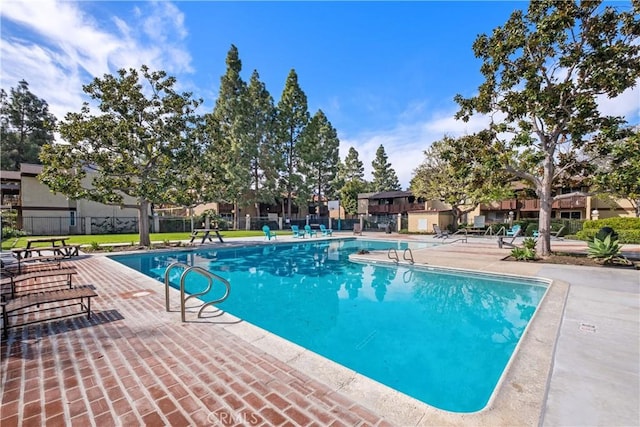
597,81 -> 640,123
0,0 -> 193,124
340,107 -> 492,190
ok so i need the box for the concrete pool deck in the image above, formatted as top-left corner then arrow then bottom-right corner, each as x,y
1,234 -> 638,426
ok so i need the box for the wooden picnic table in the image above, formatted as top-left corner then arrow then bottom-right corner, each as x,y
26,236 -> 70,248
189,229 -> 224,244
13,236 -> 80,260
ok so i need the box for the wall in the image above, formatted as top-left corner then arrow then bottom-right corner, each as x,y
407,211 -> 453,233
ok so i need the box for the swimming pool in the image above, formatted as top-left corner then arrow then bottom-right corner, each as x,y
109,238 -> 548,412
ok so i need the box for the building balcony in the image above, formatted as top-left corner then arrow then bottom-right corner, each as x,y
481,196 -> 587,212
367,202 -> 425,215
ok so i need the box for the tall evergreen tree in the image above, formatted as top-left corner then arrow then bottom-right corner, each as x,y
205,45 -> 250,228
338,147 -> 369,216
276,69 -> 309,218
0,80 -> 57,170
298,109 -> 340,211
246,70 -> 279,217
371,144 -> 401,191
342,147 -> 365,181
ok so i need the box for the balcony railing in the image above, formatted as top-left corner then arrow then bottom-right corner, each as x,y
367,202 -> 425,214
481,196 -> 587,212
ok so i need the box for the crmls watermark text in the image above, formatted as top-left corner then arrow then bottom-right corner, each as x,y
207,410 -> 260,426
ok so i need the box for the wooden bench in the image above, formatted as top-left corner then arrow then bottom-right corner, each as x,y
1,268 -> 77,300
2,286 -> 97,338
3,255 -> 64,274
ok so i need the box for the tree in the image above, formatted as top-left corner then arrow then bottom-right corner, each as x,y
245,70 -> 280,218
39,65 -> 203,246
454,1 -> 640,255
337,147 -> 369,216
298,110 -> 340,214
588,128 -> 640,217
371,144 -> 401,192
276,69 -> 310,219
204,45 -> 251,228
0,80 -> 57,170
410,135 -> 512,229
342,146 -> 365,181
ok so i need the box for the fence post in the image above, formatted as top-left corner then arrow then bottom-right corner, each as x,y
246,214 -> 251,231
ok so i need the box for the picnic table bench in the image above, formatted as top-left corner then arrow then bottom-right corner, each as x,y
2,286 -> 97,338
1,267 -> 77,299
189,229 -> 224,244
12,236 -> 81,260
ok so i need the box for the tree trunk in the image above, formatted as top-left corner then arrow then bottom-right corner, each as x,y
138,199 -> 151,246
233,200 -> 239,229
537,157 -> 554,257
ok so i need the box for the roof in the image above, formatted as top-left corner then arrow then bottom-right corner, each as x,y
369,191 -> 413,200
20,163 -> 44,176
0,171 -> 21,180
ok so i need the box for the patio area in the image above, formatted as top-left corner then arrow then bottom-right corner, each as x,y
1,234 -> 638,426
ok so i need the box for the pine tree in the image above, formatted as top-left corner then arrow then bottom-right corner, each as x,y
276,69 -> 310,218
298,110 -> 340,212
371,144 -> 401,191
246,70 -> 279,217
338,147 -> 369,216
205,45 -> 250,228
342,147 -> 365,181
0,80 -> 57,170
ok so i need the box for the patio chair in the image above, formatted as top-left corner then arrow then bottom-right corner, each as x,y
319,224 -> 333,236
291,225 -> 303,238
353,223 -> 363,235
433,224 -> 450,239
304,225 -> 317,238
262,225 -> 277,240
506,224 -> 521,237
497,227 -> 522,248
533,225 -> 565,240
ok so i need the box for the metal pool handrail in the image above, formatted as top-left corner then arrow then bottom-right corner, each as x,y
164,262 -> 231,322
387,248 -> 415,264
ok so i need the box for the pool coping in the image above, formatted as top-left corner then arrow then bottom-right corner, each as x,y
129,238 -> 570,426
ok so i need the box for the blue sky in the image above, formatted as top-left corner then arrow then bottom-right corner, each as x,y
1,1 -> 638,188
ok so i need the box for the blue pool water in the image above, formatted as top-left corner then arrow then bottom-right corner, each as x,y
109,238 -> 547,412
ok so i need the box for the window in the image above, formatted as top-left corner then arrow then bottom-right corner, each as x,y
70,211 -> 76,226
560,211 -> 581,219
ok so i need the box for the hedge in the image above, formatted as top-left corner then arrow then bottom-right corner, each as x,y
576,217 -> 640,243
581,218 -> 640,230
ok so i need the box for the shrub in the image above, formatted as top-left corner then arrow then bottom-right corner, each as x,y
90,241 -> 101,250
587,235 -> 627,264
511,237 -> 537,260
582,218 -> 640,230
511,246 -> 536,261
576,228 -> 640,244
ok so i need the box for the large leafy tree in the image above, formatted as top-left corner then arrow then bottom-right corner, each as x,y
371,144 -> 401,192
39,66 -> 204,246
205,45 -> 250,228
245,70 -> 280,218
276,69 -> 310,218
0,80 -> 57,170
588,128 -> 640,217
455,0 -> 640,255
298,109 -> 340,212
410,134 -> 512,229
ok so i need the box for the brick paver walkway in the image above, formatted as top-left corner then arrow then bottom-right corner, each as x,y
1,255 -> 391,426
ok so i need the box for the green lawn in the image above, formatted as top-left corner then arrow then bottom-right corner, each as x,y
1,230 -> 267,250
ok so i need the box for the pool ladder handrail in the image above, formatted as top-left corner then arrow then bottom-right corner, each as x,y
387,248 -> 414,264
164,262 -> 231,322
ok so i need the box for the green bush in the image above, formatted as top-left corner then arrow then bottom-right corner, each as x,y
576,228 -> 640,244
511,246 -> 536,260
582,218 -> 640,230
